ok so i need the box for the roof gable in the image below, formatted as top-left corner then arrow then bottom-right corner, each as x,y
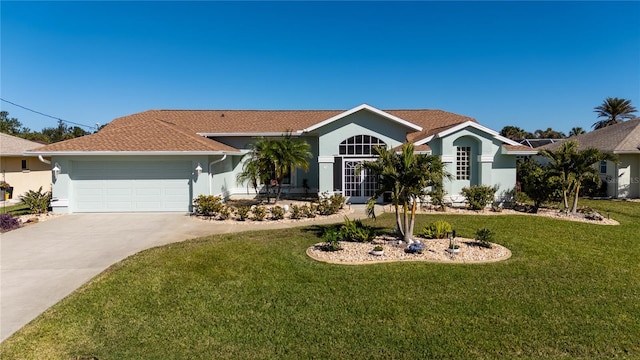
414,121 -> 521,146
539,119 -> 640,153
302,104 -> 423,133
0,133 -> 48,156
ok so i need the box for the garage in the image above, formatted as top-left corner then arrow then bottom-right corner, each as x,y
71,160 -> 192,212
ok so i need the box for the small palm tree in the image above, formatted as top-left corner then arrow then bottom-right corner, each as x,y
361,143 -> 450,243
538,141 -> 578,211
592,97 -> 637,130
568,149 -> 617,213
569,127 -> 586,137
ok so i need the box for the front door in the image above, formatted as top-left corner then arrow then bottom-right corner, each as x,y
342,159 -> 377,203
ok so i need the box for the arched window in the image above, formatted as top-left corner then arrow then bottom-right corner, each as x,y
338,135 -> 386,155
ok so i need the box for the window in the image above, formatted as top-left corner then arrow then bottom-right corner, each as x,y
21,159 -> 28,170
456,147 -> 471,180
600,161 -> 607,174
339,135 -> 386,155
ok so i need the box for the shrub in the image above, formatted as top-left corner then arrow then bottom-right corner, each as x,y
340,217 -> 376,242
252,205 -> 267,221
320,227 -> 343,252
0,213 -> 20,232
290,205 -> 303,220
461,185 -> 498,211
373,245 -> 384,252
20,187 -> 51,214
219,206 -> 232,220
301,204 -> 316,218
236,206 -> 250,221
271,206 -> 285,220
317,193 -> 344,215
475,228 -> 494,248
421,220 -> 452,239
193,195 -> 224,217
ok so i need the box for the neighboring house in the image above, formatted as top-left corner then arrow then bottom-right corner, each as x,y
519,138 -> 565,148
0,133 -> 52,199
539,119 -> 640,199
26,104 -> 535,213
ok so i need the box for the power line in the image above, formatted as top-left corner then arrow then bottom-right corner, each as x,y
0,98 -> 97,130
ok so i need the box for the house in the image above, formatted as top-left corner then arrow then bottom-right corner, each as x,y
0,133 -> 52,199
539,119 -> 640,199
26,104 -> 535,213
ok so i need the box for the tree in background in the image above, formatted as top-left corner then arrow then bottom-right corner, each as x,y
0,112 -> 90,143
592,97 -> 637,130
0,111 -> 26,135
569,127 -> 586,137
534,128 -> 565,139
500,126 -> 531,141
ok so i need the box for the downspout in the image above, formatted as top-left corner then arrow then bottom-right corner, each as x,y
208,154 -> 227,196
38,155 -> 51,165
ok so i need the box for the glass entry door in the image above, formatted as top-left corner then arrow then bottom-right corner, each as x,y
343,159 -> 377,203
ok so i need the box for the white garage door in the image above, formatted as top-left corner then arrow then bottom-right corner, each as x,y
72,160 -> 192,212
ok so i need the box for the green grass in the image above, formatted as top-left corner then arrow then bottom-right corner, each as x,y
1,200 -> 639,359
0,202 -> 29,216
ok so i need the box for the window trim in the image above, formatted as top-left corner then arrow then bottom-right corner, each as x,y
456,146 -> 471,180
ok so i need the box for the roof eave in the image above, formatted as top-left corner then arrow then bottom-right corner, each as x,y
303,104 -> 422,133
24,150 -> 242,156
197,131 -> 304,137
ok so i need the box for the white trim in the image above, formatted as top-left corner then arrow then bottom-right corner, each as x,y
24,150 -> 242,156
197,131 -> 304,137
613,150 -> 640,154
414,121 -> 522,146
317,156 -> 335,163
302,104 -> 422,133
477,155 -> 494,163
440,155 -> 455,163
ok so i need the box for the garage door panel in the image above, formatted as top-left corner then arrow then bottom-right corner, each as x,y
72,161 -> 191,212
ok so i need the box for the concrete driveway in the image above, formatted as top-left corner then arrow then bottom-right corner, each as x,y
0,207 -> 368,342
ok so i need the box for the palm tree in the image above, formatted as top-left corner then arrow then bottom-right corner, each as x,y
269,133 -> 312,202
592,97 -> 637,130
236,134 -> 311,203
568,148 -> 617,213
568,127 -> 586,137
538,141 -> 578,211
360,143 -> 450,243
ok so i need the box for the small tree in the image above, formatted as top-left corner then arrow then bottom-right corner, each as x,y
517,159 -> 562,212
568,148 -> 617,213
461,185 -> 498,210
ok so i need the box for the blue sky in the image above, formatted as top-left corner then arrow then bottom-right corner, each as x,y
1,1 -> 639,135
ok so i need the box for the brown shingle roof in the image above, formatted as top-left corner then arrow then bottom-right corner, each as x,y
27,107 -> 483,153
539,119 -> 640,153
0,133 -> 47,155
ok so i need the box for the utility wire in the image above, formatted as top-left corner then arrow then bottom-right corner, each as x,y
0,98 -> 97,130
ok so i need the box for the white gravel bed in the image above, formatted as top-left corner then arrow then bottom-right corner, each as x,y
307,236 -> 512,265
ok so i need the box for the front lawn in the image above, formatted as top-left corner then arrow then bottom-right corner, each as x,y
1,200 -> 639,359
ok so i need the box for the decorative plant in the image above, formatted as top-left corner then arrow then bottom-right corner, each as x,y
373,245 -> 384,252
0,181 -> 10,190
289,205 -> 302,219
252,205 -> 267,221
271,205 -> 285,220
301,204 -> 316,218
317,193 -> 345,215
193,195 -> 224,217
475,228 -> 494,248
461,185 -> 498,211
236,206 -> 250,221
218,205 -> 232,220
20,187 -> 51,214
340,217 -> 376,242
421,220 -> 452,239
405,242 -> 424,254
320,227 -> 343,252
0,213 -> 20,232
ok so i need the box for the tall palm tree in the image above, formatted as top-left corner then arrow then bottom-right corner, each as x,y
361,143 -> 450,243
592,97 -> 637,130
568,127 -> 586,137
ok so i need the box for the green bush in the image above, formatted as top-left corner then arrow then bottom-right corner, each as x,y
0,213 -> 20,232
317,193 -> 344,215
289,205 -> 302,220
320,227 -> 343,252
475,228 -> 494,248
252,205 -> 267,221
461,185 -> 498,210
421,220 -> 453,239
219,206 -> 232,220
193,195 -> 224,217
236,206 -> 250,221
271,206 -> 285,220
301,204 -> 316,218
340,217 -> 376,243
20,187 -> 51,214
